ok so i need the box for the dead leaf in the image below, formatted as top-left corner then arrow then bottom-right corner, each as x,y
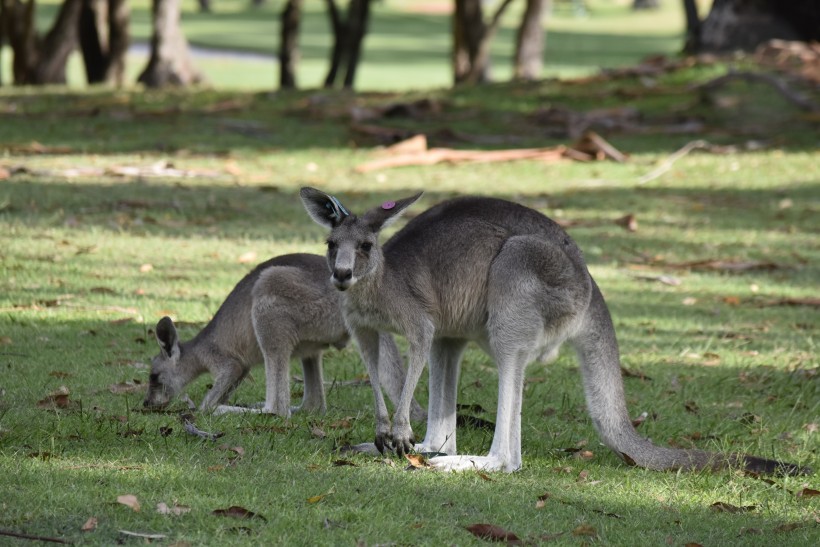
37,386 -> 71,409
49,371 -> 72,379
404,453 -> 431,469
139,263 -> 153,273
212,506 -> 265,521
722,296 -> 741,306
535,492 -> 550,509
117,494 -> 141,512
328,418 -> 353,429
572,524 -> 597,537
332,459 -> 358,467
310,425 -> 326,439
684,401 -> 699,414
90,286 -> 117,295
774,522 -> 804,533
570,131 -> 627,162
306,489 -> 333,504
577,470 -> 590,482
710,501 -> 757,513
465,523 -> 521,543
797,488 -> 819,498
614,214 -> 638,232
238,251 -> 257,264
81,517 -> 97,531
477,471 -> 493,482
0,336 -> 11,345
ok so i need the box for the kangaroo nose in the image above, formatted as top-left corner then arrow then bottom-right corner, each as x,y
334,269 -> 352,282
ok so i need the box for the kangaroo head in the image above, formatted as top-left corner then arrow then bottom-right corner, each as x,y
300,187 -> 422,291
144,316 -> 185,409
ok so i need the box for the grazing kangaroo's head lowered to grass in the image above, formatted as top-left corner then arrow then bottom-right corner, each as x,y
300,187 -> 810,476
144,253 -> 425,422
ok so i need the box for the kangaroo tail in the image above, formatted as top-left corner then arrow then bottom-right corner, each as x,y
571,281 -> 810,477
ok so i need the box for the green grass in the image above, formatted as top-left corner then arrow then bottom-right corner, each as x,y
1,40 -> 819,547
2,0 -> 694,90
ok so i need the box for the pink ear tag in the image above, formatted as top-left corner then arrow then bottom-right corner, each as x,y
381,201 -> 396,210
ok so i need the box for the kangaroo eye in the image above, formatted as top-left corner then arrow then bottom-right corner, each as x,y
327,240 -> 337,251
360,242 -> 372,252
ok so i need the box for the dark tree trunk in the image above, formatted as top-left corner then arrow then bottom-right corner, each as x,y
698,0 -> 819,53
514,0 -> 547,81
632,0 -> 660,10
138,0 -> 204,87
323,0 -> 371,90
2,0 -> 83,85
342,0 -> 369,88
453,0 -> 516,85
79,0 -> 130,86
279,0 -> 301,89
681,0 -> 700,54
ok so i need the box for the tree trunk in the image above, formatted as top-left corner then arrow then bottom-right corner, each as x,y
2,0 -> 83,85
79,0 -> 130,86
681,0 -> 700,54
323,0 -> 343,87
453,0 -> 516,85
514,0 -> 547,81
341,0 -> 369,88
279,0 -> 301,89
138,0 -> 204,87
698,0 -> 818,53
323,0 -> 371,89
632,0 -> 660,10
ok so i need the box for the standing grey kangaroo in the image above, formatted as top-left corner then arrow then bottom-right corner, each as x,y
300,188 -> 808,475
143,253 -> 425,422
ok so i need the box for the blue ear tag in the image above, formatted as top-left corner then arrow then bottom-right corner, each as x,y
325,195 -> 349,222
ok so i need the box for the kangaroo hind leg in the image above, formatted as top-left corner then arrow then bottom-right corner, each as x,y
295,354 -> 326,414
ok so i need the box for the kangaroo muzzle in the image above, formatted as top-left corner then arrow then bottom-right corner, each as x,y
331,268 -> 353,290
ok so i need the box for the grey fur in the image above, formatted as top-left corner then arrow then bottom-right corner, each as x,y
144,253 -> 425,421
300,188 -> 808,476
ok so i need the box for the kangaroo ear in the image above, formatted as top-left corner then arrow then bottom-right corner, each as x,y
300,187 -> 350,229
155,316 -> 179,359
363,192 -> 423,232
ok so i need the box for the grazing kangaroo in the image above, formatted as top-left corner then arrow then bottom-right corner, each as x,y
143,253 -> 425,421
300,188 -> 808,475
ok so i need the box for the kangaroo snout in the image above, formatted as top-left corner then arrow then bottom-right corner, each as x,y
332,269 -> 353,290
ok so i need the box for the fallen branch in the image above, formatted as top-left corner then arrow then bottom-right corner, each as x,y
0,529 -> 70,544
181,414 -> 223,441
355,146 -> 567,173
696,70 -> 820,112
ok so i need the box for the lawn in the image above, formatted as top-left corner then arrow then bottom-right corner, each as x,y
1,5 -> 819,546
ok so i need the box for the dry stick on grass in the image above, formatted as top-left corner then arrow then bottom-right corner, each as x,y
696,70 -> 820,112
0,529 -> 71,544
181,413 -> 224,441
638,139 -> 709,185
355,146 -> 568,173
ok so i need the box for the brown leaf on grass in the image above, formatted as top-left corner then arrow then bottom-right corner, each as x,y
774,522 -> 805,533
572,524 -> 597,537
710,501 -> 757,513
328,418 -> 353,429
310,425 -> 326,439
117,494 -> 141,512
157,502 -> 191,516
0,166 -> 10,180
81,517 -> 97,531
212,506 -> 266,521
477,471 -> 494,482
237,251 -> 257,264
621,367 -> 652,381
90,286 -> 117,295
37,386 -> 71,409
614,213 -> 638,232
684,401 -> 699,414
535,492 -> 550,509
108,380 -> 146,394
0,336 -> 12,345
404,453 -> 432,469
797,488 -> 819,498
217,445 -> 245,458
570,131 -> 627,162
631,411 -> 649,428
465,523 -> 521,543
332,459 -> 358,467
49,371 -> 72,379
306,489 -> 333,504
684,543 -> 704,547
